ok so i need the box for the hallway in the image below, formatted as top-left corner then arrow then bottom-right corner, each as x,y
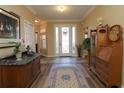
31,57 -> 104,88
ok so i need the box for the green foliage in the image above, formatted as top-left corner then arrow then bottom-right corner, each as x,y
82,38 -> 90,50
13,42 -> 21,55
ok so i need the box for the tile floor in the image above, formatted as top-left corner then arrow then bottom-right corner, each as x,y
31,57 -> 104,88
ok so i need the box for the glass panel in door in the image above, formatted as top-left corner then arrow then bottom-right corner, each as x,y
55,27 -> 59,54
72,26 -> 76,54
61,27 -> 69,54
55,25 -> 76,56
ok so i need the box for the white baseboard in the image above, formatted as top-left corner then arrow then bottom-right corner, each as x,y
47,55 -> 58,57
40,53 -> 48,57
40,54 -> 58,57
47,55 -> 78,57
40,53 -> 79,58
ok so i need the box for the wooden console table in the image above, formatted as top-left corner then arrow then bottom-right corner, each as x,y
0,54 -> 41,88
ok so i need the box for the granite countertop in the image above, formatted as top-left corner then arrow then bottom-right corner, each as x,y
0,53 -> 40,66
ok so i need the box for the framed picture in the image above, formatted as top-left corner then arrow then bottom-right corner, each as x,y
0,8 -> 20,48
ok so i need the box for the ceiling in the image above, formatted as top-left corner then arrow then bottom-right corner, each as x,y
26,5 -> 95,21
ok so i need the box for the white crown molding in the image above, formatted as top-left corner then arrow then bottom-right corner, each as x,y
46,19 -> 81,22
25,6 -> 37,15
47,6 -> 96,22
81,6 -> 96,21
24,5 -> 96,22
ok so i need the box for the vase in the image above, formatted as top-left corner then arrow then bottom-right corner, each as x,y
16,52 -> 22,61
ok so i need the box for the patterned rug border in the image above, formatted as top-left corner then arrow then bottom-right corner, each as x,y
40,59 -> 86,64
47,65 -> 90,88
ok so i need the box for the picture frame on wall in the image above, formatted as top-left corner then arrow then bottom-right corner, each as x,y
0,8 -> 20,48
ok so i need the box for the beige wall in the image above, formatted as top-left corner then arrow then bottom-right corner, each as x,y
46,21 -> 83,57
82,5 -> 124,87
0,5 -> 35,58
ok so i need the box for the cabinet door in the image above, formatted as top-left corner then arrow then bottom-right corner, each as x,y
23,63 -> 33,87
0,67 -> 2,87
2,66 -> 20,88
91,31 -> 97,68
96,58 -> 109,85
32,57 -> 41,78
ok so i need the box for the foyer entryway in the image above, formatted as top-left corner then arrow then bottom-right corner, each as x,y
54,24 -> 76,56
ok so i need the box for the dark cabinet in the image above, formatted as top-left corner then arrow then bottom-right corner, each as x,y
0,55 -> 41,88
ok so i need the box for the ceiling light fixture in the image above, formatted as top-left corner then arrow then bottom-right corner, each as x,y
35,19 -> 39,23
34,17 -> 40,23
58,6 -> 65,12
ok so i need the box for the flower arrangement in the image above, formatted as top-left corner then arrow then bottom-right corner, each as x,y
13,42 -> 21,55
13,38 -> 25,54
13,38 -> 25,60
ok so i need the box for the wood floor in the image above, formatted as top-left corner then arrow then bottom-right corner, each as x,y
31,57 -> 105,88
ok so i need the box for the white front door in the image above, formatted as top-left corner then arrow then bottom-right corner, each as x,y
55,24 -> 76,56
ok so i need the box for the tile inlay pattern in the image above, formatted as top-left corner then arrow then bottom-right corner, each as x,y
61,74 -> 71,81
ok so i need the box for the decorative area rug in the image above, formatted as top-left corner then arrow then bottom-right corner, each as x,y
31,57 -> 104,88
42,64 -> 100,88
47,66 -> 89,88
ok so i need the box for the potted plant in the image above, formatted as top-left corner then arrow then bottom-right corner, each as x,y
82,38 -> 91,67
82,38 -> 90,50
13,42 -> 22,60
76,44 -> 82,57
